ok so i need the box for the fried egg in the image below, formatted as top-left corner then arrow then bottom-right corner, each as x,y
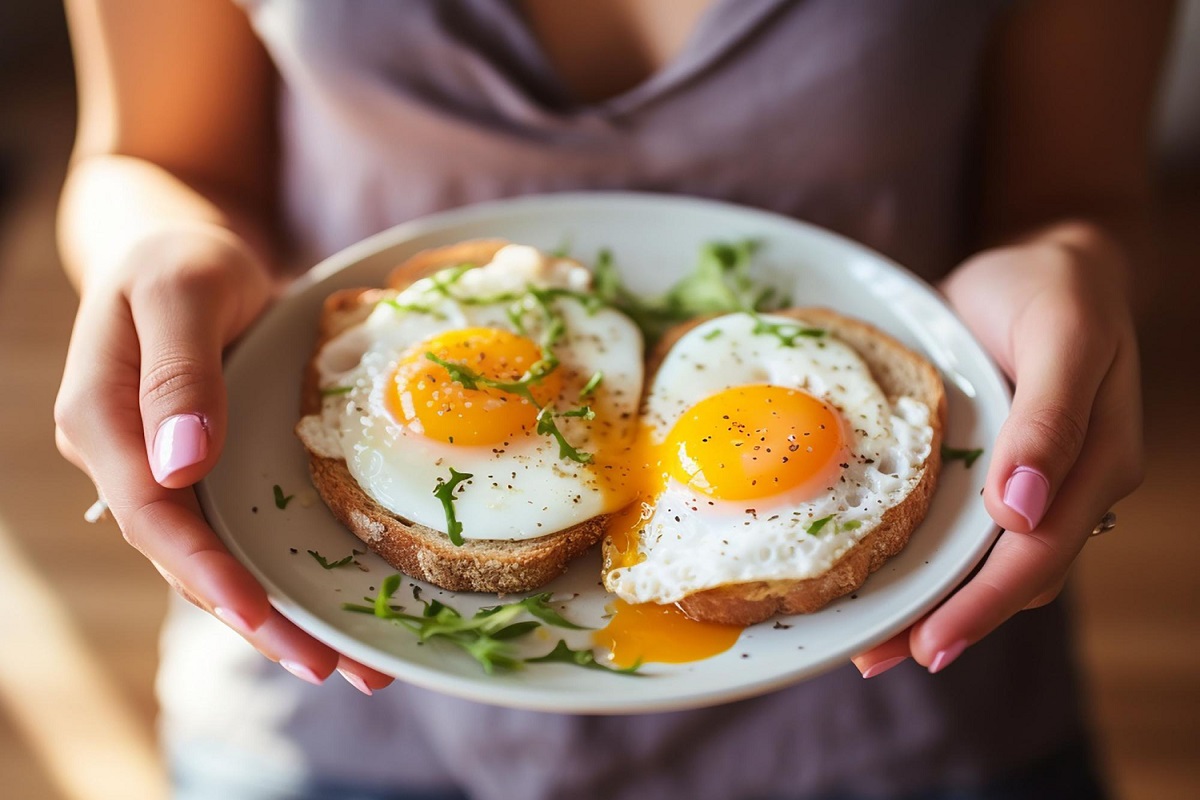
603,312 -> 934,606
299,245 -> 643,541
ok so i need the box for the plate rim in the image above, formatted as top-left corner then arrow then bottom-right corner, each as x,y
199,190 -> 1009,714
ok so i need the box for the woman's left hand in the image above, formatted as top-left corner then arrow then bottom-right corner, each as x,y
852,223 -> 1145,677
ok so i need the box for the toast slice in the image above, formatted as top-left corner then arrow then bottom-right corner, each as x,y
606,308 -> 947,626
295,240 -> 610,594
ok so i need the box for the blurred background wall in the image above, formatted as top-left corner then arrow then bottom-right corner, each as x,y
1,3 -> 1198,800
1159,0 -> 1200,172
0,0 -> 71,71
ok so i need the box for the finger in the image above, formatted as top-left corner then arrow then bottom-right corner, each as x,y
55,294 -> 141,481
910,459 -> 1110,671
123,489 -> 274,631
911,332 -> 1142,671
58,302 -> 275,634
336,656 -> 395,695
983,297 -> 1114,533
131,264 -> 237,489
851,629 -> 911,678
152,534 -> 363,687
241,608 -> 341,684
55,427 -> 88,475
218,606 -> 392,689
73,392 -> 338,679
1024,574 -> 1068,611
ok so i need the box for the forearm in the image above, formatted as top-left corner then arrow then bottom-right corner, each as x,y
58,153 -> 278,294
968,0 -> 1173,316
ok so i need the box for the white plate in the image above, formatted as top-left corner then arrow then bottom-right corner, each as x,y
198,192 -> 1009,714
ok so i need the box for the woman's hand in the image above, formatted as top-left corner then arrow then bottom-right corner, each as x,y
852,223 -> 1145,677
54,223 -> 393,695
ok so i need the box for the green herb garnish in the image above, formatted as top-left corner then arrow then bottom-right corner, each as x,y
381,297 -> 447,318
424,352 -> 553,396
535,407 -> 593,463
427,263 -> 477,296
840,519 -> 862,532
344,576 -> 636,675
525,286 -> 569,345
702,328 -> 724,341
273,484 -> 294,510
941,445 -> 984,468
592,240 -> 787,344
533,285 -> 609,316
424,353 -> 593,464
505,303 -> 528,335
526,640 -> 643,675
479,592 -> 593,630
375,574 -> 403,617
307,549 -> 360,569
749,314 -> 825,346
379,263 -> 478,316
320,385 -> 353,397
579,371 -> 604,400
433,468 -> 473,546
806,515 -> 834,536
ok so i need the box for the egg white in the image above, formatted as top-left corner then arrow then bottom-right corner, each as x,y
604,313 -> 934,605
302,246 -> 643,541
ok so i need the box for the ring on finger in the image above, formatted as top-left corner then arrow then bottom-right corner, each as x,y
84,494 -> 110,524
1090,510 -> 1117,537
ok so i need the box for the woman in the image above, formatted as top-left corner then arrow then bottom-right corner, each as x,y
56,1 -> 1167,797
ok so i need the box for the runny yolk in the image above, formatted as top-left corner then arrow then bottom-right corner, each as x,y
386,327 -> 562,445
664,384 -> 844,501
593,599 -> 743,668
597,384 -> 849,667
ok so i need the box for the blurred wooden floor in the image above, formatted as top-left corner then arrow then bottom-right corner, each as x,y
1,63 -> 1198,800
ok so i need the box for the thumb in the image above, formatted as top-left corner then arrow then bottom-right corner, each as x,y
134,269 -> 235,489
984,309 -> 1113,533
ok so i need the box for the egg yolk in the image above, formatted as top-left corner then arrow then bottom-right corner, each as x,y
599,385 -> 845,667
593,599 -> 743,667
387,327 -> 562,445
663,384 -> 844,501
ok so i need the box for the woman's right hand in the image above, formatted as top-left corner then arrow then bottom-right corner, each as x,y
54,222 -> 392,695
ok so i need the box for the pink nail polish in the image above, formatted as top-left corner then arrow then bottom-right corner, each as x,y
151,414 -> 208,483
280,660 -> 325,686
337,668 -> 373,696
1003,467 -> 1049,530
861,656 -> 907,679
213,606 -> 253,636
929,640 -> 968,674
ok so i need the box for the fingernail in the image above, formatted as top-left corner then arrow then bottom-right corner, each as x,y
1003,466 -> 1049,530
861,656 -> 907,679
337,668 -> 373,696
929,640 -> 968,674
280,660 -> 325,686
213,606 -> 253,636
151,414 -> 208,483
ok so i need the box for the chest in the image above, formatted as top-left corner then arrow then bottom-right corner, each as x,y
516,0 -> 714,103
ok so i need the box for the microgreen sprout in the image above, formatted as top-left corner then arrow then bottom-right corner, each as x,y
432,468 -> 473,546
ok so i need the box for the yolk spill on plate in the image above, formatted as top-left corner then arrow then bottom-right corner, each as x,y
594,599 -> 743,667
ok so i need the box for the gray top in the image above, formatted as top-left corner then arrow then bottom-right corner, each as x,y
158,2 -> 1089,797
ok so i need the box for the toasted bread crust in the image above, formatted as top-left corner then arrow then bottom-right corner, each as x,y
297,240 -> 609,593
615,308 -> 947,626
